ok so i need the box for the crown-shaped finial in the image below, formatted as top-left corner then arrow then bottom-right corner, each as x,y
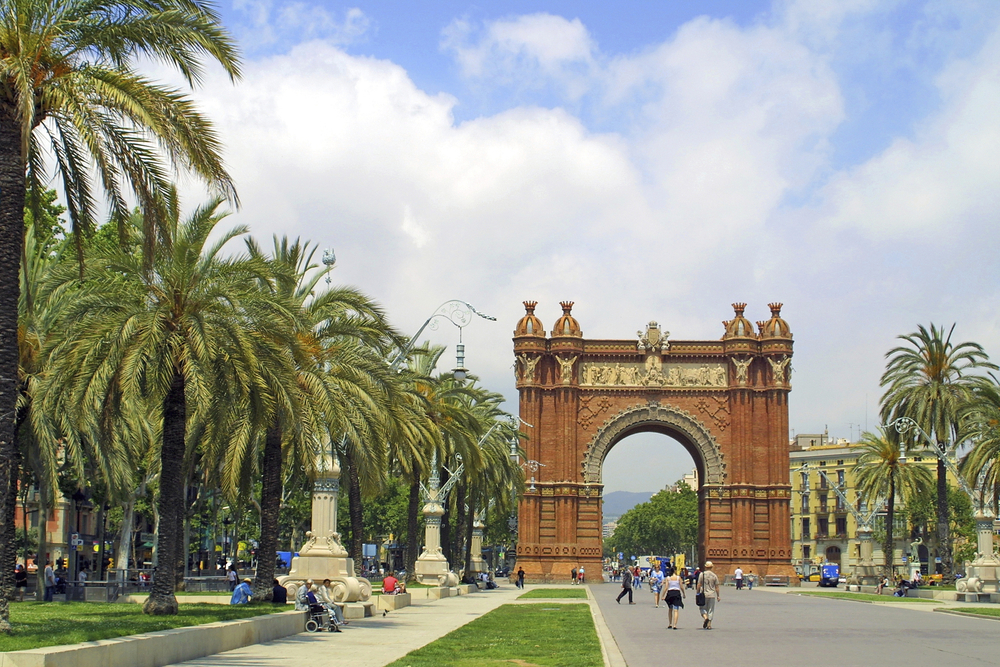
523,301 -> 537,314
560,301 -> 574,314
732,303 -> 747,315
768,303 -> 783,316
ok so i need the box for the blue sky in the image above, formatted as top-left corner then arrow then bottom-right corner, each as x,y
171,0 -> 1000,492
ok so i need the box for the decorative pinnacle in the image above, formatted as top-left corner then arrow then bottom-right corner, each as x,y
523,301 -> 537,314
560,301 -> 574,314
768,302 -> 783,316
732,303 -> 747,315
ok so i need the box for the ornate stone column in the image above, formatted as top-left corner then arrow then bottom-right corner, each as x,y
850,527 -> 879,586
414,460 -> 460,586
468,512 -> 488,574
279,452 -> 372,602
956,514 -> 1000,595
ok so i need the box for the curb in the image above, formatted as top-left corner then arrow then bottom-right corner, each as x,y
0,610 -> 305,667
584,586 -> 627,667
934,608 -> 1000,622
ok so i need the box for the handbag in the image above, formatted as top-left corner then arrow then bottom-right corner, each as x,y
695,572 -> 706,606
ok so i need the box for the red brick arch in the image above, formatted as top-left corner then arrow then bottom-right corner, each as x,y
512,301 -> 796,583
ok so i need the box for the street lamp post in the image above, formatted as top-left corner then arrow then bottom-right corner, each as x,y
886,417 -> 999,596
389,300 -> 496,376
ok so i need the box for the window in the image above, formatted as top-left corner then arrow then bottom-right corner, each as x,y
837,470 -> 845,487
819,460 -> 826,467
803,545 -> 811,560
819,474 -> 828,489
802,517 -> 810,538
837,460 -> 844,466
818,518 -> 829,538
819,495 -> 828,512
836,517 -> 847,536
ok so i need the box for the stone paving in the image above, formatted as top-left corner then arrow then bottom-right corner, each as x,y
164,586 -> 524,667
592,582 -> 1000,666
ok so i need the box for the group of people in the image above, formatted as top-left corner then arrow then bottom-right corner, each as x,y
615,560 -> 722,630
569,565 -> 586,584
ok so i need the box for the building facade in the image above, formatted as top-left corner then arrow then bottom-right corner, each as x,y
789,432 -> 957,577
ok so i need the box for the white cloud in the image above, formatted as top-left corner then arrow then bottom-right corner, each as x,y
441,13 -> 597,98
229,2 -> 370,51
167,3 -> 1000,443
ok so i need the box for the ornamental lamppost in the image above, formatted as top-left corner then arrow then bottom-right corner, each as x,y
886,417 -> 999,596
389,300 -> 496,376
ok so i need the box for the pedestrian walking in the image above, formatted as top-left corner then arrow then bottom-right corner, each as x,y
696,561 -> 721,630
734,566 -> 744,590
747,570 -> 755,590
43,561 -> 55,602
14,564 -> 27,602
227,564 -> 238,591
571,567 -> 578,585
517,567 -> 525,589
616,566 -> 634,604
664,568 -> 686,629
578,565 -> 585,584
633,566 -> 642,590
649,567 -> 663,607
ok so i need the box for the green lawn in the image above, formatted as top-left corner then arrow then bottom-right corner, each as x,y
0,602 -> 286,652
519,588 -> 588,599
795,591 -> 938,604
386,603 -> 602,667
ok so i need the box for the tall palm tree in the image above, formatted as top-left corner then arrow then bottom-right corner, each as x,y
959,380 -> 1000,514
880,323 -> 995,581
40,201 -> 291,615
0,0 -> 241,628
853,429 -> 933,577
232,236 -> 403,596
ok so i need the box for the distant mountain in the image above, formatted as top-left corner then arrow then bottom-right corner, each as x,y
602,490 -> 654,519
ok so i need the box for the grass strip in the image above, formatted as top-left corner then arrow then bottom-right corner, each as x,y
0,601 -> 285,652
386,603 -> 602,667
519,588 -> 588,599
795,591 -> 938,604
936,607 -> 1000,619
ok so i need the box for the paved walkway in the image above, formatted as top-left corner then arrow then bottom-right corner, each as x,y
592,582 -> 1000,666
166,587 -> 524,667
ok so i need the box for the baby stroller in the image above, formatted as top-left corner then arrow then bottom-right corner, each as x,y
305,604 -> 341,633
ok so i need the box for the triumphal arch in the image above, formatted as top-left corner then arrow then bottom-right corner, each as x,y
512,301 -> 796,582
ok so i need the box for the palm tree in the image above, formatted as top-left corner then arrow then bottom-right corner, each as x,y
960,380 -> 1000,514
0,0 -> 241,627
231,236 -> 403,595
881,323 -> 995,581
40,201 -> 290,615
853,429 -> 933,577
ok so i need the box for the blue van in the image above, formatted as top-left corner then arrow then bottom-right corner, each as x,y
818,562 -> 840,587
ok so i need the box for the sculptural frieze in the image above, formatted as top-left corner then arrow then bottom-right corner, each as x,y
731,356 -> 751,385
579,361 -> 727,388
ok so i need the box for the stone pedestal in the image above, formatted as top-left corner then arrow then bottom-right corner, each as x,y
414,499 -> 460,586
468,516 -> 488,575
848,529 -> 880,586
279,453 -> 372,602
956,514 -> 1000,594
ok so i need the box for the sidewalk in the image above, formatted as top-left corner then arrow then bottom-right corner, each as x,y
165,586 -> 524,667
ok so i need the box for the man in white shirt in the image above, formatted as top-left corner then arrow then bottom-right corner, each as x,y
734,566 -> 744,590
44,561 -> 56,601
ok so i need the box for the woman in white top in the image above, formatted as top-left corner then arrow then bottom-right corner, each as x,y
664,568 -> 686,629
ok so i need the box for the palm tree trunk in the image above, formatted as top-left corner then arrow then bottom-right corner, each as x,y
936,456 -> 952,582
254,423 -> 282,600
884,474 -> 895,578
0,115 -> 26,633
453,483 -> 466,574
143,370 -> 185,615
405,481 -> 420,583
36,485 -> 47,601
116,495 -> 136,577
343,449 -> 364,576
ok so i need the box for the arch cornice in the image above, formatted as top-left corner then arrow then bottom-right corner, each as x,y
581,403 -> 727,486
